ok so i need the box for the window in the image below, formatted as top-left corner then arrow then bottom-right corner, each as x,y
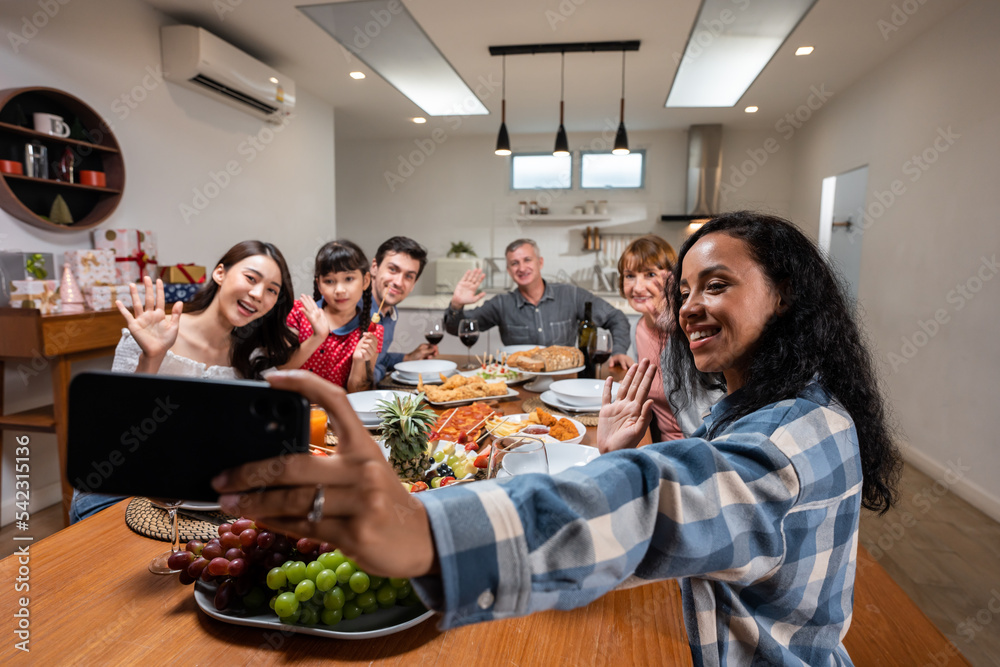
511,153 -> 572,190
580,150 -> 645,189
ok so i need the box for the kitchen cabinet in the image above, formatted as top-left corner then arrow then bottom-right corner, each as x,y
0,87 -> 125,232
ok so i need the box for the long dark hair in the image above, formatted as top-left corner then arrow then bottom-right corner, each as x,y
665,211 -> 900,513
185,240 -> 297,379
312,240 -> 372,333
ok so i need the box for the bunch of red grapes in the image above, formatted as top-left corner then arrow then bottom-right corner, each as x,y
168,517 -> 333,612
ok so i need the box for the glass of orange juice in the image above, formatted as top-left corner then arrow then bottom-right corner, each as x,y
309,405 -> 328,446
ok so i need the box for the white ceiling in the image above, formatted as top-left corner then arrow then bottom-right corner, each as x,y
142,0 -> 970,140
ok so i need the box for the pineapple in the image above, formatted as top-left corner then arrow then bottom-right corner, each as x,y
377,393 -> 437,483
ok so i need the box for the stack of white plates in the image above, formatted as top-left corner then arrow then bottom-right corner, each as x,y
347,390 -> 410,428
541,379 -> 620,413
391,359 -> 458,385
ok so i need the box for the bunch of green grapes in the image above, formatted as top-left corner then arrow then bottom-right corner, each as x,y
265,546 -> 421,626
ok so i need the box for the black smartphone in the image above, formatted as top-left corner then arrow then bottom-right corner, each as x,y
67,371 -> 311,502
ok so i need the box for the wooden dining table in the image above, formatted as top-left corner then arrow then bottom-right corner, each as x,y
0,365 -> 969,665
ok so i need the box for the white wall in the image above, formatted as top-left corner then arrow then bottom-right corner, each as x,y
787,0 -> 1000,519
0,0 -> 336,523
336,127 -> 794,295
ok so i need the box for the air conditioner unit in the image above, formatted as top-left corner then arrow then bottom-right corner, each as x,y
161,25 -> 295,124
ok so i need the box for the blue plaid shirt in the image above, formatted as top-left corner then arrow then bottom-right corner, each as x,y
413,380 -> 861,666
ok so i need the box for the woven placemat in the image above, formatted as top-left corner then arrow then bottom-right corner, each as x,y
125,497 -> 235,543
521,396 -> 599,426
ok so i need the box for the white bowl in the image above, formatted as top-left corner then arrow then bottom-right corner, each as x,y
546,441 -> 600,474
549,379 -> 607,408
502,440 -> 599,475
347,390 -> 410,422
393,359 -> 458,380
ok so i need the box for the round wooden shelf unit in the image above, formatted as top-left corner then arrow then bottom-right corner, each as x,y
0,87 -> 125,232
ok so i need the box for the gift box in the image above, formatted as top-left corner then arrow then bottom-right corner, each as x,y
84,283 -> 146,311
64,249 -> 117,291
92,228 -> 158,284
10,279 -> 60,314
163,283 -> 200,303
0,252 -> 55,306
160,264 -> 206,284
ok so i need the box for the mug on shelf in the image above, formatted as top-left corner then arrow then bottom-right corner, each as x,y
79,170 -> 106,187
33,112 -> 71,138
0,159 -> 23,175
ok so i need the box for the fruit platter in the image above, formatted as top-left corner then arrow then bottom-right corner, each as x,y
378,396 -> 498,492
376,395 -> 590,493
171,518 -> 432,637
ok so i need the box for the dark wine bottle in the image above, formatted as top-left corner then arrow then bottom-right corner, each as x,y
577,301 -> 596,379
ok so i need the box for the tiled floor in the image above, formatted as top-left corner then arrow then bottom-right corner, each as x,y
3,464 -> 999,664
859,464 -> 1000,667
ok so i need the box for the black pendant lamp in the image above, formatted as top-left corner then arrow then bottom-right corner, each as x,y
495,55 -> 511,156
553,52 -> 569,156
612,50 -> 630,155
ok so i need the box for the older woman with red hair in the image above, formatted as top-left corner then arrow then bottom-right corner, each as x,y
618,235 -> 720,439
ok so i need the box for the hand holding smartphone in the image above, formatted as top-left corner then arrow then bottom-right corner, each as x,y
68,372 -> 311,502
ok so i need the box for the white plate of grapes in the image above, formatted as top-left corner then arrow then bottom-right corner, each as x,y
179,519 -> 435,639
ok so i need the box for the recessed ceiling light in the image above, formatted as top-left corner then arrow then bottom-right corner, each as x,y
299,2 -> 489,116
269,77 -> 279,84
349,71 -> 366,80
666,0 -> 819,108
745,106 -> 759,113
411,117 -> 427,124
795,46 -> 814,56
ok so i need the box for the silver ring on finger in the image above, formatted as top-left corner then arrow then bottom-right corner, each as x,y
307,484 -> 325,523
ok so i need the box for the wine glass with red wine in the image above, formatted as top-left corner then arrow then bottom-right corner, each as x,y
458,319 -> 480,369
589,331 -> 612,378
425,320 -> 444,346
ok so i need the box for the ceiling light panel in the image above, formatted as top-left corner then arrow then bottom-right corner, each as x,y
299,1 -> 488,116
666,0 -> 818,108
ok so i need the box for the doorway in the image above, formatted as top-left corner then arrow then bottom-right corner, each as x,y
818,165 -> 868,306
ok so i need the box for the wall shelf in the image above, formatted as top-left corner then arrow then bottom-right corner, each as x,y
515,214 -> 610,223
0,87 -> 125,232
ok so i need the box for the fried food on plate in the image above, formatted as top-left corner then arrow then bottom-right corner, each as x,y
527,408 -> 557,427
418,373 -> 508,403
485,415 -> 522,438
549,418 -> 579,441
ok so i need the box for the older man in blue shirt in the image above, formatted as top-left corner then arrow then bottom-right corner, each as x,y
443,239 -> 633,368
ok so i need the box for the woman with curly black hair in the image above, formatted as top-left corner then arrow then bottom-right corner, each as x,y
661,210 -> 900,513
214,212 -> 900,666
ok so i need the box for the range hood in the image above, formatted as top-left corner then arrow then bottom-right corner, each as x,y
661,124 -> 723,222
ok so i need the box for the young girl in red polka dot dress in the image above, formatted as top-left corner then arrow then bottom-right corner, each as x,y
283,240 -> 383,391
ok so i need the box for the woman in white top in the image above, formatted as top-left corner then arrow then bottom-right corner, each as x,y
69,240 -> 298,523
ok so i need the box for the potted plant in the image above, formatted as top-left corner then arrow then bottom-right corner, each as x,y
447,242 -> 476,259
